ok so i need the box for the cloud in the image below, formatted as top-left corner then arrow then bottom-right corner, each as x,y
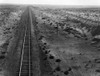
0,0 -> 100,5
0,0 -> 3,3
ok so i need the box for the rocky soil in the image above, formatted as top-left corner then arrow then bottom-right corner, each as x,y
0,5 -> 24,76
33,6 -> 100,76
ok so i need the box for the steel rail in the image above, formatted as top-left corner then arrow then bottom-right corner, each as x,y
18,8 -> 32,76
18,27 -> 27,76
29,7 -> 41,76
29,11 -> 31,76
18,7 -> 39,76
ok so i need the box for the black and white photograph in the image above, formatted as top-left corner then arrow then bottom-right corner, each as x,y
0,0 -> 100,76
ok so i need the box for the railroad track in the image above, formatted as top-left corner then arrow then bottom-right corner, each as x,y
17,7 -> 53,76
17,8 -> 32,76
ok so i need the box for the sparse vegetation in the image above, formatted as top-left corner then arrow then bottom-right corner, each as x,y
0,5 -> 24,76
33,6 -> 100,76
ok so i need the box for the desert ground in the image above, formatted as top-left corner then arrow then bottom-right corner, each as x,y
0,5 -> 100,76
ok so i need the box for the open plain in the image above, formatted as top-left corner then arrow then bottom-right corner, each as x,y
0,5 -> 100,76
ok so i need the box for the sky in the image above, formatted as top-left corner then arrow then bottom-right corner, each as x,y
0,0 -> 100,5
